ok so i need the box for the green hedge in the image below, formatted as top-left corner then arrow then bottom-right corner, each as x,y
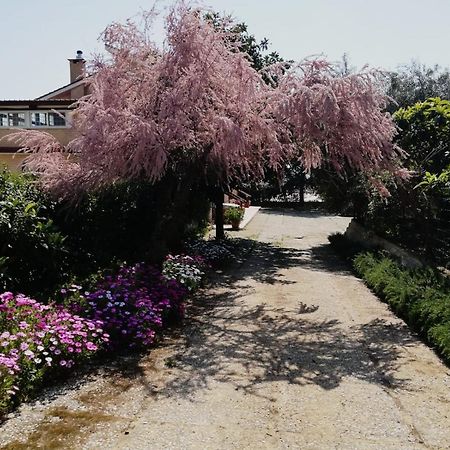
53,176 -> 210,273
353,252 -> 450,363
0,170 -> 69,298
0,169 -> 210,298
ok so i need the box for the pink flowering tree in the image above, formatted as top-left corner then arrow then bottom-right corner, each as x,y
15,2 -> 405,239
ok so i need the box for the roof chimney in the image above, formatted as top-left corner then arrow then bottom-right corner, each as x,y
68,50 -> 86,83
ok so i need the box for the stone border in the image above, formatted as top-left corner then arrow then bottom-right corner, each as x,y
344,219 -> 423,269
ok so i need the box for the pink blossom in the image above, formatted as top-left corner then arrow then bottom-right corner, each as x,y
13,3 -> 403,198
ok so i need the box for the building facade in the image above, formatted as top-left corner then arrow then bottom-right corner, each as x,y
0,51 -> 87,170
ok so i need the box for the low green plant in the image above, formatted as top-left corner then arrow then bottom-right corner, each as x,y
353,252 -> 450,363
224,207 -> 245,224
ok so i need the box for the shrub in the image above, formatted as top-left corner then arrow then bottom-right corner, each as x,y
394,98 -> 450,175
54,177 -> 210,273
0,292 -> 108,415
328,233 -> 364,259
352,252 -> 450,363
162,255 -> 208,291
223,207 -> 245,224
65,263 -> 187,348
0,170 -> 69,298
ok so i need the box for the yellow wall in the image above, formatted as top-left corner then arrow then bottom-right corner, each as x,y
0,153 -> 28,171
0,128 -> 77,148
0,127 -> 78,172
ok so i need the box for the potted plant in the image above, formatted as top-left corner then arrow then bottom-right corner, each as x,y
224,207 -> 245,230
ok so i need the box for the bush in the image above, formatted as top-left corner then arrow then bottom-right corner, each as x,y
162,255 -> 208,291
54,176 -> 210,273
328,232 -> 364,259
0,170 -> 69,298
353,252 -> 450,362
316,99 -> 450,266
394,98 -> 450,175
224,207 -> 245,224
0,169 -> 211,298
0,292 -> 108,415
64,263 -> 187,348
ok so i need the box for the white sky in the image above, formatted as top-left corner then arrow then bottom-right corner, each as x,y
1,0 -> 449,99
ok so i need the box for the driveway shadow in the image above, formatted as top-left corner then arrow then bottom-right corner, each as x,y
213,238 -> 353,290
119,232 -> 416,399
155,298 -> 416,398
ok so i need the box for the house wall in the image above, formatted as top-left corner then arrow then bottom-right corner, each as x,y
0,128 -> 77,172
0,153 -> 27,171
50,84 -> 87,100
0,128 -> 77,148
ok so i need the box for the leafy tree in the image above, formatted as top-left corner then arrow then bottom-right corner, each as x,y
394,98 -> 450,174
205,13 -> 285,73
387,62 -> 450,111
13,2 -> 403,239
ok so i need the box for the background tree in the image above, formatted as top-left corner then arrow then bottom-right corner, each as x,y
387,61 -> 450,111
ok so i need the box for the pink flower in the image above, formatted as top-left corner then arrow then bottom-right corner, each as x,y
24,350 -> 35,358
85,342 -> 98,351
0,292 -> 14,302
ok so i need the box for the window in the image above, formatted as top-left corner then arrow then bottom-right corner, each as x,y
48,112 -> 66,126
0,112 -> 27,127
0,110 -> 68,128
10,113 -> 25,126
31,112 -> 48,127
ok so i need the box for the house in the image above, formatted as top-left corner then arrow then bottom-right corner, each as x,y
0,51 -> 87,171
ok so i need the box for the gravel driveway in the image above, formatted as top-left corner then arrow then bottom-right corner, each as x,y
1,208 -> 450,449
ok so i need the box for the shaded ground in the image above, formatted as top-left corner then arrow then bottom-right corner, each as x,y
1,208 -> 450,449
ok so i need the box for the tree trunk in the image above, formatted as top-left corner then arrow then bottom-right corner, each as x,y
299,173 -> 305,205
215,188 -> 225,240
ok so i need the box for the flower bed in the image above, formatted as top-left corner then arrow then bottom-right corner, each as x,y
70,263 -> 188,347
187,239 -> 235,266
0,241 -> 241,417
0,253 -> 212,417
0,292 -> 109,414
162,255 -> 208,291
